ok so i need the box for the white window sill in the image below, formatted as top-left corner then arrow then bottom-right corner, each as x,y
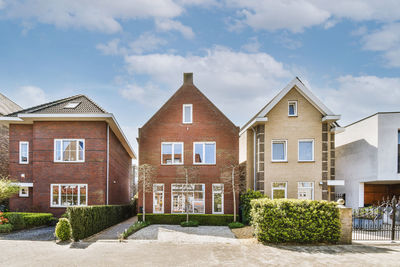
193,163 -> 216,165
161,163 -> 184,166
53,161 -> 85,163
182,122 -> 192,124
19,195 -> 29,198
298,160 -> 315,163
19,162 -> 29,165
271,160 -> 288,163
288,115 -> 298,117
50,205 -> 87,208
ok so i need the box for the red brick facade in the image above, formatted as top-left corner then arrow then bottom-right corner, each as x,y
138,75 -> 239,215
9,121 -> 132,216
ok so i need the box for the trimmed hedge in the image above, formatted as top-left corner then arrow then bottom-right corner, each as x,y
138,213 -> 237,225
240,189 -> 265,225
0,223 -> 13,233
3,212 -> 53,228
67,204 -> 136,241
180,220 -> 199,227
251,198 -> 341,244
55,218 -> 72,241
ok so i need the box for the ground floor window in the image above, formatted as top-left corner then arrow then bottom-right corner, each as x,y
153,184 -> 164,213
271,182 -> 287,199
171,184 -> 205,214
19,187 -> 29,197
51,184 -> 87,207
212,184 -> 224,214
298,182 -> 314,200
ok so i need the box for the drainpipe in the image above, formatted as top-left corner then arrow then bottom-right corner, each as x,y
251,126 -> 256,191
106,124 -> 110,205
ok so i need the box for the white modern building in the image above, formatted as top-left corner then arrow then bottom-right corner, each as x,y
336,112 -> 400,208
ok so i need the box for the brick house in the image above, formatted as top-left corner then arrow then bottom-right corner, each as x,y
0,93 -> 22,177
239,77 -> 343,201
138,73 -> 239,215
0,95 -> 135,216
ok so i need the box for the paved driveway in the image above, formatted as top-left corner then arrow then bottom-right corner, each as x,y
0,226 -> 55,241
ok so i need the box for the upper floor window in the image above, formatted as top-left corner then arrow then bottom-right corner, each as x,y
54,139 -> 84,162
193,142 -> 216,164
161,142 -> 183,165
298,139 -> 314,162
271,140 -> 287,162
19,141 -> 29,164
288,101 -> 297,116
183,104 -> 193,124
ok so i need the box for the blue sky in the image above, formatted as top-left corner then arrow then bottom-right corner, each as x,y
0,1 -> 400,152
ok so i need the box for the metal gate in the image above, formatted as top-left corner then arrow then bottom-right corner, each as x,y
352,196 -> 400,241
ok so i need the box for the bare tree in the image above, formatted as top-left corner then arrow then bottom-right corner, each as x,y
176,166 -> 200,223
221,155 -> 244,222
138,164 -> 157,222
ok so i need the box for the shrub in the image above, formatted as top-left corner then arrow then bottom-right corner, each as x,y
55,218 -> 72,241
5,213 -> 25,230
138,214 -> 237,225
67,204 -> 136,241
180,220 -> 199,227
251,198 -> 341,244
228,222 -> 244,229
119,221 -> 150,240
3,212 -> 53,228
240,190 -> 265,225
0,223 -> 13,233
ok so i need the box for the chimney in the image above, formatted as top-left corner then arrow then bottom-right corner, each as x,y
183,73 -> 193,84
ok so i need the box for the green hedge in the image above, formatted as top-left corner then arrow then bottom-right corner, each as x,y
67,204 -> 136,241
240,189 -> 266,225
0,223 -> 13,233
251,199 -> 341,244
138,214 -> 236,225
3,212 -> 53,228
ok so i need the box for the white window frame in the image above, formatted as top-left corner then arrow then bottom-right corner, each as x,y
161,142 -> 184,165
171,183 -> 205,214
50,184 -> 88,208
153,183 -> 164,214
298,139 -> 315,162
19,187 -> 29,197
298,182 -> 314,200
19,141 -> 29,164
271,182 -> 287,199
182,104 -> 193,124
271,140 -> 287,162
54,139 -> 85,163
288,101 -> 297,117
212,184 -> 224,214
193,141 -> 216,165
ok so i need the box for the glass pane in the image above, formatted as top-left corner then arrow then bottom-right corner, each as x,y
289,104 -> 295,115
213,192 -> 222,213
154,192 -> 163,213
162,143 -> 172,164
71,185 -> 78,206
184,105 -> 192,123
194,192 -> 203,201
272,142 -> 285,160
80,186 -> 86,205
299,141 -> 313,161
205,143 -> 215,164
194,184 -> 203,191
52,185 -> 59,205
173,143 -> 183,164
193,202 -> 204,214
61,186 -> 68,206
194,143 -> 203,163
78,141 -> 84,161
272,182 -> 286,188
273,189 -> 286,199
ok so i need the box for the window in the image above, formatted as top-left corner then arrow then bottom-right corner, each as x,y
212,184 -> 224,214
54,139 -> 85,162
193,142 -> 216,164
51,184 -> 87,207
153,184 -> 164,213
271,140 -> 287,162
183,104 -> 193,124
161,142 -> 183,165
298,182 -> 314,200
171,184 -> 205,214
19,187 -> 29,197
19,141 -> 29,164
288,101 -> 297,116
298,139 -> 314,162
64,102 -> 81,109
271,182 -> 287,199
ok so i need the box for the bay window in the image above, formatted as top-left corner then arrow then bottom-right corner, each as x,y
161,142 -> 183,164
171,184 -> 205,214
54,139 -> 84,162
51,184 -> 87,207
193,142 -> 216,164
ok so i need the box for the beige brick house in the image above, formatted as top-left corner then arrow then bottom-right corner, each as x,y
239,77 -> 342,201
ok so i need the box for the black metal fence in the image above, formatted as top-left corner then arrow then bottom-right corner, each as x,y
352,196 -> 400,241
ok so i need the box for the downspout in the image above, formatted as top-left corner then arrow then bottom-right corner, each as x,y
106,124 -> 110,205
251,126 -> 256,191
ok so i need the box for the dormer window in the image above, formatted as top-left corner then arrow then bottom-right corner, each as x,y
288,101 -> 297,117
183,104 -> 193,124
64,102 -> 81,109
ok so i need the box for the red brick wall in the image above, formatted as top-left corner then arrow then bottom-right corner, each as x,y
108,128 -> 132,205
138,83 -> 239,214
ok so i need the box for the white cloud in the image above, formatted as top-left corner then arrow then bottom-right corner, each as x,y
0,0 -> 183,33
121,46 -> 292,125
241,37 -> 261,53
320,75 -> 400,125
155,19 -> 195,39
96,39 -> 125,56
14,86 -> 47,108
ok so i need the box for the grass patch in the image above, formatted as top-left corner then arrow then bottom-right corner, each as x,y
119,221 -> 150,240
228,222 -> 245,229
180,220 -> 199,227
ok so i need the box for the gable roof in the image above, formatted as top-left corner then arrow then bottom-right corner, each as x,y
0,93 -> 22,116
240,77 -> 340,135
6,94 -> 105,117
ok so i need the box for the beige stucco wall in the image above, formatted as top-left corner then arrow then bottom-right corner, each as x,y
263,87 -> 324,200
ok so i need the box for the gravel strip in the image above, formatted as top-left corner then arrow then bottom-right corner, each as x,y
0,226 -> 55,241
